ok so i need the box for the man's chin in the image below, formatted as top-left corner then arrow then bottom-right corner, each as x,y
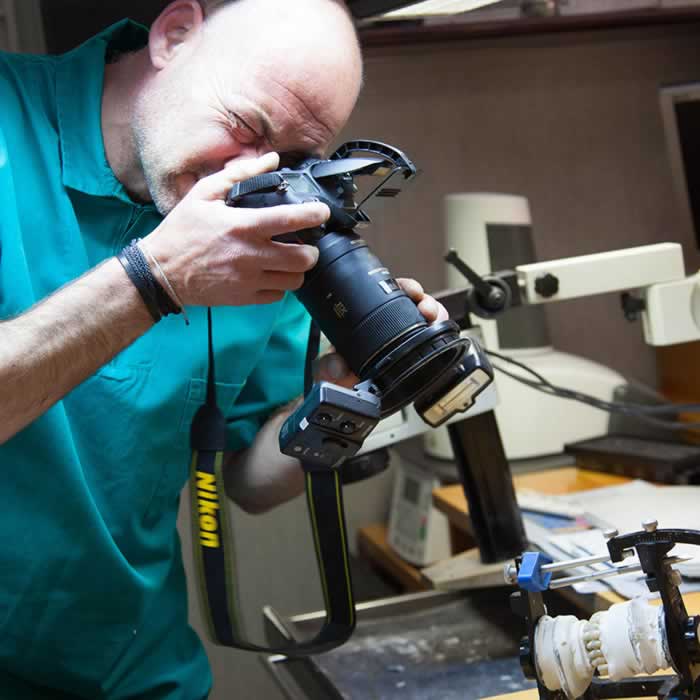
151,184 -> 185,216
149,173 -> 199,216
150,194 -> 177,217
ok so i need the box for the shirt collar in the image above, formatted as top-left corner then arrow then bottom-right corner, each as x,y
56,20 -> 150,205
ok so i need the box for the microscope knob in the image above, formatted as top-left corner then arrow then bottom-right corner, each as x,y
534,273 -> 559,298
642,519 -> 658,533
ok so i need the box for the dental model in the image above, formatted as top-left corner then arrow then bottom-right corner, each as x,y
534,597 -> 673,699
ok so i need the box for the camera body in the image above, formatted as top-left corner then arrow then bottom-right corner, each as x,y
226,163 -> 356,244
225,141 -> 393,242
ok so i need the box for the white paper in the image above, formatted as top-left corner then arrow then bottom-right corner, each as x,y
524,480 -> 700,598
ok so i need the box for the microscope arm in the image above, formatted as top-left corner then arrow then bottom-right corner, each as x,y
517,242 -> 684,306
359,243 -> 694,453
516,241 -> 700,346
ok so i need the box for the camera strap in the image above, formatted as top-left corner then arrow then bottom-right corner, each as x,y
189,309 -> 356,656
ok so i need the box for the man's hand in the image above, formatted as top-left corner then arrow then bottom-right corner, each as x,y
313,278 -> 449,388
144,153 -> 328,308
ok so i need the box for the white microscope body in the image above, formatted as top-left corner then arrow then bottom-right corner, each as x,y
428,193 -> 627,462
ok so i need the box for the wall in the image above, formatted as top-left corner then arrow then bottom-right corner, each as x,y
0,0 -> 17,51
0,1 -> 44,52
340,23 -> 700,386
13,0 -> 45,54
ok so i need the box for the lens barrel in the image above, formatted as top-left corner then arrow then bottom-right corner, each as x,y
295,231 -> 468,416
295,232 -> 425,376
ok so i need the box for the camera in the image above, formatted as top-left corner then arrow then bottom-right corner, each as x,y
226,140 -> 493,448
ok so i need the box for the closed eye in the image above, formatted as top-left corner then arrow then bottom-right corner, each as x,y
228,112 -> 260,144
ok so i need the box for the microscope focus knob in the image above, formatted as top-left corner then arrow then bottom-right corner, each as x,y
534,273 -> 560,298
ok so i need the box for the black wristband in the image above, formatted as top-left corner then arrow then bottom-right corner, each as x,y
128,240 -> 181,317
117,241 -> 181,323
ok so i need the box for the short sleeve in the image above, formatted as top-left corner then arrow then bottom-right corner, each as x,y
224,293 -> 311,452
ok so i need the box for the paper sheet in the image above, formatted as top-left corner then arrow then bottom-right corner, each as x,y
522,480 -> 700,598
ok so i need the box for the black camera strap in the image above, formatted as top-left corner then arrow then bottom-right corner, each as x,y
189,309 -> 356,656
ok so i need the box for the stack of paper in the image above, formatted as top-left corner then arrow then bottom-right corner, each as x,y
522,480 -> 700,598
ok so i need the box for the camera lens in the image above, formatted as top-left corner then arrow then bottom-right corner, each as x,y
295,231 -> 469,417
296,232 -> 425,375
339,421 -> 356,435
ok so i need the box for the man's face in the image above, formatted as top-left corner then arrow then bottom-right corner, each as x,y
132,14 -> 361,215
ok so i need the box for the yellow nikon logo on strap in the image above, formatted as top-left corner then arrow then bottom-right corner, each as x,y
196,471 -> 221,548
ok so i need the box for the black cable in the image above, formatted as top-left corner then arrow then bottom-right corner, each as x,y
486,350 -> 555,388
486,349 -> 700,414
492,363 -> 700,430
491,362 -> 700,431
485,349 -> 700,431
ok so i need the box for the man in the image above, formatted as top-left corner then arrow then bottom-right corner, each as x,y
0,0 -> 447,697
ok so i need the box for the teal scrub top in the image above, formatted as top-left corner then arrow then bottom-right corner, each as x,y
0,20 -> 310,699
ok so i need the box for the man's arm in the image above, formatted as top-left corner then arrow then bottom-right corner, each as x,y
223,403 -> 305,514
0,153 -> 326,445
0,258 -> 153,444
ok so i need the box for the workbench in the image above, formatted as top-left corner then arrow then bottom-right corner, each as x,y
357,466 -> 700,700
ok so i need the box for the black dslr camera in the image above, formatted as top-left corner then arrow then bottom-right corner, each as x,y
226,141 -> 492,466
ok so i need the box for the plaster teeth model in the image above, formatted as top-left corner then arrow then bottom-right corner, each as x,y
583,617 -> 605,674
533,598 -> 673,699
534,615 -> 595,699
595,597 -> 671,681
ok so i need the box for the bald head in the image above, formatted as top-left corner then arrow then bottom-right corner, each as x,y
124,0 -> 363,213
198,0 -> 355,25
197,0 -> 358,51
196,0 -> 363,144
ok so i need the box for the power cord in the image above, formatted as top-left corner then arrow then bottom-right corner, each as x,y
485,349 -> 700,431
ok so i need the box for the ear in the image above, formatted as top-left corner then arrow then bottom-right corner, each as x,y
148,0 -> 204,70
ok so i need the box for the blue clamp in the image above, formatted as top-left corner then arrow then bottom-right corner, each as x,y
517,551 -> 553,592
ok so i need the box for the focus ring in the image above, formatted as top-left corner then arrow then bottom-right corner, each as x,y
336,296 -> 425,376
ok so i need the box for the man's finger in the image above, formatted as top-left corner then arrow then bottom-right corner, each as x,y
195,152 -> 280,201
260,270 -> 306,292
313,353 -> 350,381
435,301 -> 450,323
263,241 -> 319,273
312,353 -> 357,389
396,277 -> 424,303
397,278 -> 449,323
254,289 -> 286,305
417,295 -> 440,323
234,202 -> 330,239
